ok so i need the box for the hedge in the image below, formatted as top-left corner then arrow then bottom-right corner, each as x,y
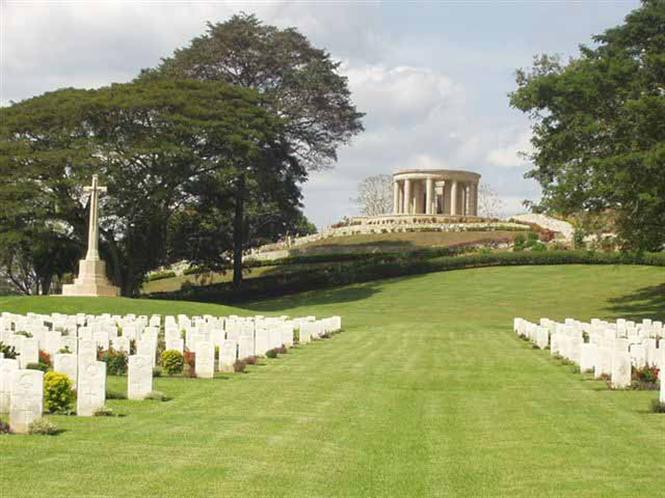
146,270 -> 177,282
149,250 -> 665,304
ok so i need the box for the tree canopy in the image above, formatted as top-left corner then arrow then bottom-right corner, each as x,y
510,0 -> 665,251
0,79 -> 303,295
140,13 -> 364,171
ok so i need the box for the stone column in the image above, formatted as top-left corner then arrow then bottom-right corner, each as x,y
393,180 -> 400,214
450,180 -> 458,216
404,179 -> 411,214
425,177 -> 433,215
471,182 -> 479,216
464,184 -> 469,215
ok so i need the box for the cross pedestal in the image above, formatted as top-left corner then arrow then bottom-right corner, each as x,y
62,175 -> 120,297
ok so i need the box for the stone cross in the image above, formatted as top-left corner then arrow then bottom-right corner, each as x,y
83,175 -> 108,262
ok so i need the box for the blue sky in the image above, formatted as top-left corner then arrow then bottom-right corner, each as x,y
1,0 -> 641,227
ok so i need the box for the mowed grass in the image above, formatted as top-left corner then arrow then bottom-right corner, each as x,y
1,264 -> 664,497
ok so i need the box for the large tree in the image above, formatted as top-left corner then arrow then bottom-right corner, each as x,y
0,80 -> 300,295
140,13 -> 363,285
510,0 -> 665,251
353,174 -> 393,216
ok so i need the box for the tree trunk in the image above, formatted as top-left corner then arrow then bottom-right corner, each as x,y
232,174 -> 246,288
40,274 -> 52,295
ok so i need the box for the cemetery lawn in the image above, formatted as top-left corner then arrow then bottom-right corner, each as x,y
1,264 -> 665,497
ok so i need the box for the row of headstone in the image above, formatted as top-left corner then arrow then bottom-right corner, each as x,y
0,312 -> 343,432
514,317 -> 664,397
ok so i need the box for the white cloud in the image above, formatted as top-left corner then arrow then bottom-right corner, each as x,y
486,129 -> 534,168
345,64 -> 464,126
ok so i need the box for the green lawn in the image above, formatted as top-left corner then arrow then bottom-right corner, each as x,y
1,265 -> 664,497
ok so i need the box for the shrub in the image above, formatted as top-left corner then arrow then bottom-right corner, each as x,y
266,348 -> 278,359
106,389 -> 127,400
39,350 -> 52,368
152,367 -> 162,378
28,418 -> 59,435
93,406 -> 115,417
513,234 -> 526,251
277,345 -> 288,354
0,342 -> 18,359
651,400 -> 665,413
233,359 -> 246,373
183,350 -> 196,377
631,365 -> 660,390
100,348 -> 128,376
244,355 -> 258,365
161,350 -> 184,375
144,391 -> 171,401
0,418 -> 10,434
44,371 -> 75,414
26,362 -> 49,373
146,270 -> 176,282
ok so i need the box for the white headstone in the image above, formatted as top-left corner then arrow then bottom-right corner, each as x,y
194,341 -> 215,379
0,358 -> 20,412
53,353 -> 78,385
218,340 -> 237,372
9,369 -> 44,434
77,361 -> 106,416
18,337 -> 39,369
127,355 -> 153,400
238,335 -> 254,359
611,350 -> 632,389
579,343 -> 597,373
165,338 -> 184,353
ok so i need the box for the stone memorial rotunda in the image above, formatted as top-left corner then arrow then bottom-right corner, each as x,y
392,169 -> 480,216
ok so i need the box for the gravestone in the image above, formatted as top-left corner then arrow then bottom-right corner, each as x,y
218,340 -> 237,372
661,347 -> 665,403
595,346 -> 613,379
18,337 -> 39,369
195,341 -> 215,379
238,335 -> 254,359
53,353 -> 78,384
127,355 -> 153,400
9,369 -> 44,434
137,338 -> 156,367
78,339 -> 98,364
579,343 -> 597,373
0,358 -> 20,412
166,338 -> 184,353
611,350 -> 632,389
77,361 -> 106,416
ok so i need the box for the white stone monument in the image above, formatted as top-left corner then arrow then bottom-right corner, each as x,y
62,175 -> 120,297
127,355 -> 153,400
9,369 -> 44,434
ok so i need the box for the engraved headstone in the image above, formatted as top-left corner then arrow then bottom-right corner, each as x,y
77,361 -> 106,416
127,355 -> 153,400
9,369 -> 44,434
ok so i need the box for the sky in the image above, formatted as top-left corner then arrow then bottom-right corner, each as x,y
1,0 -> 641,228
